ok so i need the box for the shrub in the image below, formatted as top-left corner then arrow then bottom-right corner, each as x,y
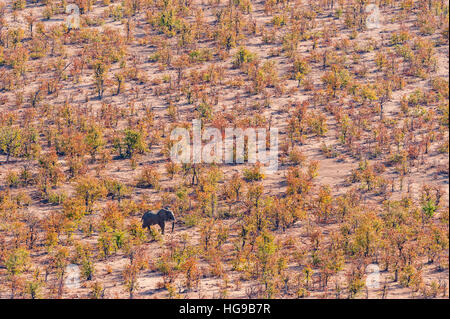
243,163 -> 265,182
5,247 -> 30,276
136,166 -> 161,190
321,66 -> 351,97
390,30 -> 411,45
286,167 -> 311,195
104,179 -> 132,202
165,161 -> 181,179
288,147 -> 306,166
233,47 -> 256,68
47,191 -> 67,206
6,171 -> 20,188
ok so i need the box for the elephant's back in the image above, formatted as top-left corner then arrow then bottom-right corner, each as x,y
142,211 -> 158,222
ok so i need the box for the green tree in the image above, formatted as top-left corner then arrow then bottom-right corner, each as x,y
6,247 -> 30,276
115,129 -> 147,159
0,126 -> 22,163
85,124 -> 105,162
292,57 -> 310,87
422,199 -> 437,220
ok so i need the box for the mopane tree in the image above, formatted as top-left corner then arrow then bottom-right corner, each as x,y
0,125 -> 22,163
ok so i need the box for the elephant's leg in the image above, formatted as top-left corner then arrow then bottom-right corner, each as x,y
159,222 -> 165,234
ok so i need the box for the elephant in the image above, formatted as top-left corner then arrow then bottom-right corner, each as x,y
141,207 -> 176,234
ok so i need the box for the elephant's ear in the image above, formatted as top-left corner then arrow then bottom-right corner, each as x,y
164,209 -> 171,220
160,209 -> 168,219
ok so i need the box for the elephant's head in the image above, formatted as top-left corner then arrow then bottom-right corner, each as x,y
161,207 -> 175,221
160,207 -> 176,232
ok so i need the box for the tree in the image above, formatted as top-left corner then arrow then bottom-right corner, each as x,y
104,178 -> 132,202
5,247 -> 30,298
51,246 -> 70,298
114,72 -> 125,95
12,0 -> 25,12
85,124 -> 105,162
0,126 -> 22,163
321,65 -> 351,97
346,266 -> 365,298
75,176 -> 107,213
21,126 -> 41,159
233,47 -> 256,68
159,3 -> 181,36
25,11 -> 37,38
114,129 -> 147,159
255,231 -> 278,298
173,54 -> 190,85
292,56 -> 310,87
93,60 -> 110,99
37,149 -> 64,195
123,262 -> 140,299
376,80 -> 392,120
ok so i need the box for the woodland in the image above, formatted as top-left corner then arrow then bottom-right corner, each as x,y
0,0 -> 448,299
